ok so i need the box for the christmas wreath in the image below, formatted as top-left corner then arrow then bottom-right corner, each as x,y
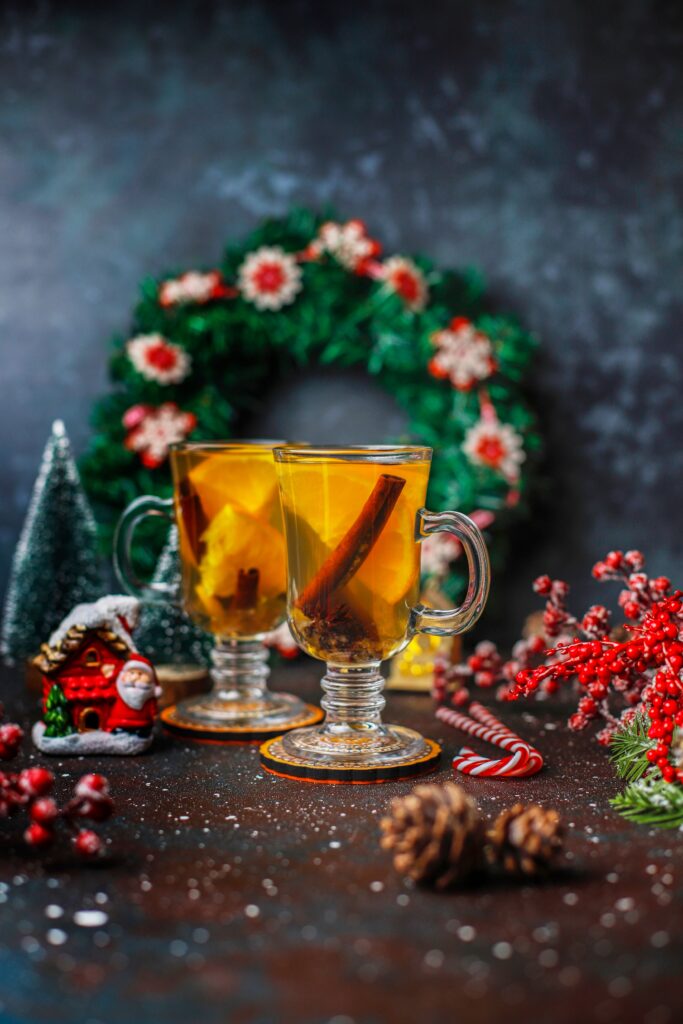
81,208 -> 541,595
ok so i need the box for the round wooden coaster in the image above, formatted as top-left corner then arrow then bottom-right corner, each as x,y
259,735 -> 441,784
160,702 -> 324,744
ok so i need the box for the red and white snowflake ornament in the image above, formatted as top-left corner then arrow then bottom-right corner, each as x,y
421,533 -> 463,577
463,417 -> 525,482
158,271 -> 234,308
123,403 -> 196,469
379,256 -> 428,311
428,317 -> 497,391
127,334 -> 191,385
237,246 -> 302,311
303,219 -> 382,275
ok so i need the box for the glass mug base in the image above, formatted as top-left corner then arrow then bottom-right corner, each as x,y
175,637 -> 308,732
274,661 -> 432,770
279,721 -> 431,768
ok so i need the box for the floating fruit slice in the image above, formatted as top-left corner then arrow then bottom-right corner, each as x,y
197,504 -> 285,604
188,452 -> 278,521
279,462 -> 425,603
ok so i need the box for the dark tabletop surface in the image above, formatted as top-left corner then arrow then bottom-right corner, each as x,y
0,660 -> 681,1024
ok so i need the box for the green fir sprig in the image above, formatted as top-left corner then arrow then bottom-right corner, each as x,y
611,773 -> 683,830
609,714 -> 683,829
610,712 -> 653,783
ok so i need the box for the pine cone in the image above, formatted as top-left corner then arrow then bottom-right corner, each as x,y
487,803 -> 563,877
380,782 -> 484,889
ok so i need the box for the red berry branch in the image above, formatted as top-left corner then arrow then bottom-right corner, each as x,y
0,705 -> 114,855
434,551 -> 683,785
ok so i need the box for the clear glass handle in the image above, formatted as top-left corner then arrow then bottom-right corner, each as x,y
113,495 -> 177,604
412,508 -> 491,636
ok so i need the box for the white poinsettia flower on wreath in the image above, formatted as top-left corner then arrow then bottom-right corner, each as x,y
237,246 -> 302,310
126,334 -> 191,385
306,219 -> 382,273
379,256 -> 429,312
428,317 -> 497,391
463,417 -> 526,482
158,270 -> 225,307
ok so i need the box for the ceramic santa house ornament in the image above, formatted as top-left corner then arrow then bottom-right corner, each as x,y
31,596 -> 159,755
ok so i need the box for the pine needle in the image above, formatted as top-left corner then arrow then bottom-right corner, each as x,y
609,712 -> 652,783
611,775 -> 683,830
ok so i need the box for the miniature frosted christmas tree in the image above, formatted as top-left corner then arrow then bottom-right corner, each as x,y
43,683 -> 74,738
1,421 -> 105,664
134,526 -> 211,665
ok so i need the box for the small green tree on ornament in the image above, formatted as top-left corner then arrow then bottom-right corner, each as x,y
134,526 -> 211,665
43,683 -> 74,738
0,420 -> 105,664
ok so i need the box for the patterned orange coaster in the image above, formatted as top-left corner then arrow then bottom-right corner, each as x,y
160,702 -> 324,744
259,735 -> 441,784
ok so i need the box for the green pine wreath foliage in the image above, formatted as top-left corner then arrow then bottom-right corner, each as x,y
80,208 -> 541,596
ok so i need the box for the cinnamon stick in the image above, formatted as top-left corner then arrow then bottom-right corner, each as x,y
178,479 -> 209,565
295,473 -> 406,618
234,567 -> 260,610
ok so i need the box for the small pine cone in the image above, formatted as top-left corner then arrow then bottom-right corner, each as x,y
487,803 -> 563,878
380,782 -> 484,889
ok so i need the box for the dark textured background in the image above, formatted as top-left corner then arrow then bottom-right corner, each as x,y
1,0 -> 682,632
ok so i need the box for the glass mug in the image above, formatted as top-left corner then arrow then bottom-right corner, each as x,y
114,440 -> 312,735
272,445 -> 490,771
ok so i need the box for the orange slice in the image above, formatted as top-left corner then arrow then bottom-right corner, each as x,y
188,452 -> 278,521
197,505 -> 285,601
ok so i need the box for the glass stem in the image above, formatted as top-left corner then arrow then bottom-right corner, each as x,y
210,638 -> 270,703
320,663 -> 386,730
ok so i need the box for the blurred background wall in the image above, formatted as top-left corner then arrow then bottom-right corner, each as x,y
1,0 -> 682,635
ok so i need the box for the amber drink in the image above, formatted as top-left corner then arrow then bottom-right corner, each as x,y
171,443 -> 287,637
114,441 -> 313,738
272,446 -> 491,776
279,456 -> 429,664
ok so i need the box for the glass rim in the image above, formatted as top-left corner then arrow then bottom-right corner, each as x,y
273,444 -> 432,464
170,439 -> 298,454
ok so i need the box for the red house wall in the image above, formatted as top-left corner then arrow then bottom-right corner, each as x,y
41,635 -> 129,732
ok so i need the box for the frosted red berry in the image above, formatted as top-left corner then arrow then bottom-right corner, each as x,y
30,797 -> 59,824
18,767 -> 54,797
73,829 -> 103,857
24,822 -> 54,847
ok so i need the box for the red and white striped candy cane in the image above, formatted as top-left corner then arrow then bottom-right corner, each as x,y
436,703 -> 544,778
452,745 -> 531,777
452,745 -> 544,778
466,703 -> 544,775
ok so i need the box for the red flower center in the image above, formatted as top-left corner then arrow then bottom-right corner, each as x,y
392,268 -> 420,303
253,262 -> 286,293
476,436 -> 505,466
146,342 -> 177,371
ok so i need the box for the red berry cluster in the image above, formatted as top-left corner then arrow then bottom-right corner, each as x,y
434,551 -> 683,785
0,705 -> 114,855
434,633 -> 545,707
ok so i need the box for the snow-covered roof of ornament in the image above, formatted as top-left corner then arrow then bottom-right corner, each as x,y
33,596 -> 140,675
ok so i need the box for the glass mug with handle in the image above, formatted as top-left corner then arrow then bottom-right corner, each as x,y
114,440 -> 318,738
269,444 -> 491,774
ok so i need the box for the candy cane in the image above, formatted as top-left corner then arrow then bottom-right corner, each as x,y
465,703 -> 544,775
436,703 -> 544,778
451,740 -> 543,778
436,706 -> 525,751
469,702 -> 523,737
452,745 -> 530,777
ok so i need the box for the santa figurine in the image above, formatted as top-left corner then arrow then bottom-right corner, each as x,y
108,656 -> 160,737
